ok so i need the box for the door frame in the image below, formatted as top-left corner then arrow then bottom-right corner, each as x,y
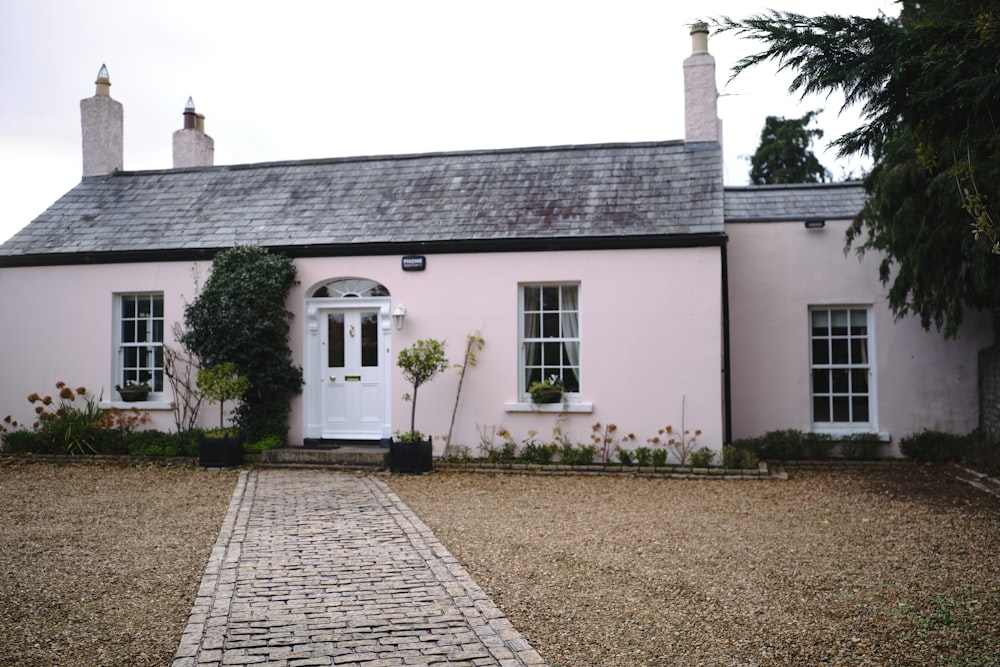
304,296 -> 393,444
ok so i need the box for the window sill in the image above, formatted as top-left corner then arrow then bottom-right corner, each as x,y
100,400 -> 173,411
504,401 -> 594,413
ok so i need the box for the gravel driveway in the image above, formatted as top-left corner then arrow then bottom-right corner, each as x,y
2,460 -> 997,667
388,465 -> 1000,667
0,460 -> 238,667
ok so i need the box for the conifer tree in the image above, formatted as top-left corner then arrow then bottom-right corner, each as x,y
715,1 -> 1000,337
749,110 -> 830,185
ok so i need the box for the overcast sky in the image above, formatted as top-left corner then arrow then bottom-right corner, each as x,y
0,0 -> 898,244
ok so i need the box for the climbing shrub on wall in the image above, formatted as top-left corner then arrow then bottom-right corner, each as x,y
182,245 -> 302,443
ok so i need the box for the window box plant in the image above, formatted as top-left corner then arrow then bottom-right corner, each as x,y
528,375 -> 564,404
115,380 -> 151,402
391,339 -> 448,473
196,362 -> 250,468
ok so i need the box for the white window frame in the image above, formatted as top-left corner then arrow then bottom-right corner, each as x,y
809,305 -> 878,435
504,282 -> 593,413
113,292 -> 165,400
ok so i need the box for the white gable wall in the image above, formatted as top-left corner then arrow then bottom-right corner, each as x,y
726,218 -> 991,453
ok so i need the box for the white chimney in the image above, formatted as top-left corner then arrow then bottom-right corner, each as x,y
683,24 -> 722,144
80,64 -> 124,177
172,97 -> 215,168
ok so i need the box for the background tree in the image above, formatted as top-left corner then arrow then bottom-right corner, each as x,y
749,110 -> 830,185
182,245 -> 302,442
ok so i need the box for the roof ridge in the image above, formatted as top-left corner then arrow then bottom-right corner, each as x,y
725,181 -> 864,192
106,139 -> 691,177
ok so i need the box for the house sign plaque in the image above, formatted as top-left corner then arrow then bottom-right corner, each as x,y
401,256 -> 426,271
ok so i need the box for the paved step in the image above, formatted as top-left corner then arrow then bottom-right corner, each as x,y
248,446 -> 389,469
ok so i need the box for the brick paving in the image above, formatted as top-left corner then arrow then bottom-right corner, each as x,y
172,470 -> 547,667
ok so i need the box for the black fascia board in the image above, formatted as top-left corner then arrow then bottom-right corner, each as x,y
0,232 -> 727,268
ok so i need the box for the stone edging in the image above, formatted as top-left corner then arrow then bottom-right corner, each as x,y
431,460 -> 775,480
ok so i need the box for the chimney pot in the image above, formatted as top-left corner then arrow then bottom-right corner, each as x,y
182,97 -> 197,129
95,63 -> 111,96
690,23 -> 710,55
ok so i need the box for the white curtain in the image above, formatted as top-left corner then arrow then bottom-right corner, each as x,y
561,286 -> 580,387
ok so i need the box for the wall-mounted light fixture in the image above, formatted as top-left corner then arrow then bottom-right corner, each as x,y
392,304 -> 407,330
804,219 -> 826,230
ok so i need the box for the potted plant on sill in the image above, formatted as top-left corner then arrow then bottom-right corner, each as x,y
528,374 -> 564,404
196,362 -> 250,468
115,380 -> 152,402
392,338 -> 448,473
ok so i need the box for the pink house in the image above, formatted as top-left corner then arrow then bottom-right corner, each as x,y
0,31 -> 990,458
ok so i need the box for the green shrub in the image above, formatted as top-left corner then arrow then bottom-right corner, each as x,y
92,429 -> 128,455
182,245 -> 303,442
519,439 -> 556,464
555,441 -> 597,465
634,447 -> 652,466
1,429 -> 50,454
616,448 -> 635,465
484,430 -> 518,463
577,443 -> 597,465
176,429 -> 202,456
964,434 -> 1000,471
245,435 -> 284,452
126,430 -> 184,457
650,448 -> 668,467
557,440 -> 578,464
803,432 -> 835,459
899,429 -> 970,461
839,433 -> 881,460
733,436 -> 762,456
756,429 -> 805,459
689,446 -> 716,467
567,443 -> 597,465
723,444 -> 760,469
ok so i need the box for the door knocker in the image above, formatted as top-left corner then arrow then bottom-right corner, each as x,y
349,324 -> 356,338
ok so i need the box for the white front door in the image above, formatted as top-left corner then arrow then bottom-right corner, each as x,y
321,308 -> 385,440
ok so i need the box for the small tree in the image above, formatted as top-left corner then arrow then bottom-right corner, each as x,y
397,339 -> 449,440
196,362 -> 250,435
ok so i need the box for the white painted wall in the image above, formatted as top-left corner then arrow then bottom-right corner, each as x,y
0,261 -> 207,434
0,245 -> 725,456
726,218 -> 992,452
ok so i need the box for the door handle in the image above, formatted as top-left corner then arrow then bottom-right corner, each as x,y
329,375 -> 336,381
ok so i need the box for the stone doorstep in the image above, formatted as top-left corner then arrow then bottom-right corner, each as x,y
248,446 -> 389,469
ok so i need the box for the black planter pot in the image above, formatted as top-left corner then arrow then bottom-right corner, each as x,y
389,436 -> 433,473
199,433 -> 245,468
118,390 -> 149,402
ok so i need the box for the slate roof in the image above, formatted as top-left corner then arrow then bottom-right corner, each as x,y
724,182 -> 866,222
0,141 -> 724,265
